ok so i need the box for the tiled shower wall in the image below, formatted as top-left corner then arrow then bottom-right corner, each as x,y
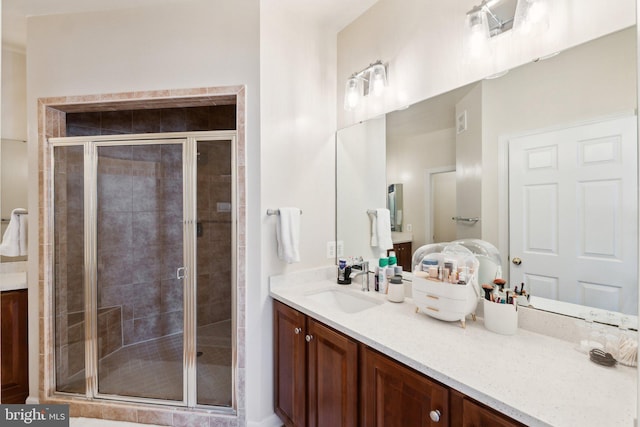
66,105 -> 235,136
196,141 -> 232,326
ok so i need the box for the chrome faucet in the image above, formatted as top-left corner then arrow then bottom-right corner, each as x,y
351,259 -> 370,291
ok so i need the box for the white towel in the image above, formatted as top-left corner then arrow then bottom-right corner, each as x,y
0,208 -> 28,257
276,207 -> 301,264
370,208 -> 393,251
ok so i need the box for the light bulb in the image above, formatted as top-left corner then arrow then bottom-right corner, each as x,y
466,9 -> 490,57
514,0 -> 549,34
344,77 -> 360,110
369,63 -> 387,97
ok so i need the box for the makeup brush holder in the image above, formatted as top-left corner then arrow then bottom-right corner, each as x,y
483,299 -> 518,335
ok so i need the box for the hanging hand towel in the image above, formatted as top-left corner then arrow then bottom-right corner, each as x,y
18,212 -> 28,256
276,207 -> 301,263
0,208 -> 28,257
371,208 -> 393,251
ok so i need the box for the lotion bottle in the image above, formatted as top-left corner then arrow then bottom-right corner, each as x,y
378,257 -> 389,294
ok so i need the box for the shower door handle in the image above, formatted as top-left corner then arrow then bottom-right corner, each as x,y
176,267 -> 187,280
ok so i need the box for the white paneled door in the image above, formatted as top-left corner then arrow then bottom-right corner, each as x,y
509,116 -> 637,314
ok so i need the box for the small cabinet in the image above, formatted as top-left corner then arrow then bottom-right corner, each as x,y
273,300 -> 358,427
361,346 -> 448,426
390,241 -> 412,271
1,289 -> 29,404
450,390 -> 526,427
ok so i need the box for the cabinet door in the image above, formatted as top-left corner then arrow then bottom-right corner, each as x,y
451,390 -> 525,427
307,318 -> 358,427
361,346 -> 448,427
1,290 -> 29,404
396,242 -> 412,271
274,300 -> 307,427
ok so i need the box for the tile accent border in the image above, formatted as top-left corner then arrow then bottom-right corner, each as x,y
38,86 -> 246,427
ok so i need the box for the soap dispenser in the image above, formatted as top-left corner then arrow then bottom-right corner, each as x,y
387,275 -> 404,303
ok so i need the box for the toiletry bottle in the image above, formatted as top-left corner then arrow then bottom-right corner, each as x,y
337,258 -> 351,284
388,275 -> 404,303
378,257 -> 389,294
387,252 -> 397,290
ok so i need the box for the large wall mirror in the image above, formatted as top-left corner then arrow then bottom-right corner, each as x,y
337,25 -> 638,319
1,12 -> 28,264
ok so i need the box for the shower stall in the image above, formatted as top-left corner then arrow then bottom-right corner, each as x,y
52,132 -> 236,409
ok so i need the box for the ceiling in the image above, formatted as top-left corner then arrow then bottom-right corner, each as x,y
2,0 -> 379,49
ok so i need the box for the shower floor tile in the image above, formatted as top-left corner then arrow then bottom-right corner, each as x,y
97,319 -> 232,406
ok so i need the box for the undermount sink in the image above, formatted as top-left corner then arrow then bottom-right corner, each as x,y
305,289 -> 383,314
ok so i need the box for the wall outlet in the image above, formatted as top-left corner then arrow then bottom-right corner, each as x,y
336,240 -> 344,257
406,224 -> 412,232
326,241 -> 336,259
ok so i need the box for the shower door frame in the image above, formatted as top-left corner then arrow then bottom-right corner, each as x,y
50,131 -> 237,412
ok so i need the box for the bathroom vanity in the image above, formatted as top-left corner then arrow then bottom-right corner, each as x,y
270,267 -> 637,427
274,299 -> 523,426
0,272 -> 29,403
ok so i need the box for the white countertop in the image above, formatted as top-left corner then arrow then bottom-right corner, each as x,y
391,231 -> 413,244
0,271 -> 27,291
270,268 -> 637,427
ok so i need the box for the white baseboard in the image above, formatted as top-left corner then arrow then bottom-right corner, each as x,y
25,396 -> 40,404
247,413 -> 282,427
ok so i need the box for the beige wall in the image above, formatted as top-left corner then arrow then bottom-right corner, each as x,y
1,47 -> 26,140
259,3 -> 344,423
455,83 -> 483,239
386,127 -> 456,249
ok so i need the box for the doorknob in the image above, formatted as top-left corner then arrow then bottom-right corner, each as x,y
512,257 -> 522,266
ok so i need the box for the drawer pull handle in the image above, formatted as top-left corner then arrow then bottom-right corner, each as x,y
305,334 -> 314,342
427,294 -> 439,300
429,409 -> 441,422
294,327 -> 302,334
426,306 -> 440,312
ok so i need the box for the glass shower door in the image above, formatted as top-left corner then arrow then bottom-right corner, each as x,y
95,142 -> 185,402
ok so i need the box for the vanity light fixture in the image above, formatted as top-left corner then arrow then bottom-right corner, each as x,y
465,0 -> 549,55
343,60 -> 389,111
466,0 -> 516,39
513,0 -> 549,33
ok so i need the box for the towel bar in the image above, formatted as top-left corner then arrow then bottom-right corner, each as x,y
267,209 -> 303,216
1,212 -> 28,223
452,216 -> 480,223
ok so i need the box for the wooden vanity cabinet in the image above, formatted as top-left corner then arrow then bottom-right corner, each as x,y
361,346 -> 448,426
1,289 -> 29,404
273,300 -> 358,427
274,300 -> 524,427
389,242 -> 412,271
450,390 -> 526,427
